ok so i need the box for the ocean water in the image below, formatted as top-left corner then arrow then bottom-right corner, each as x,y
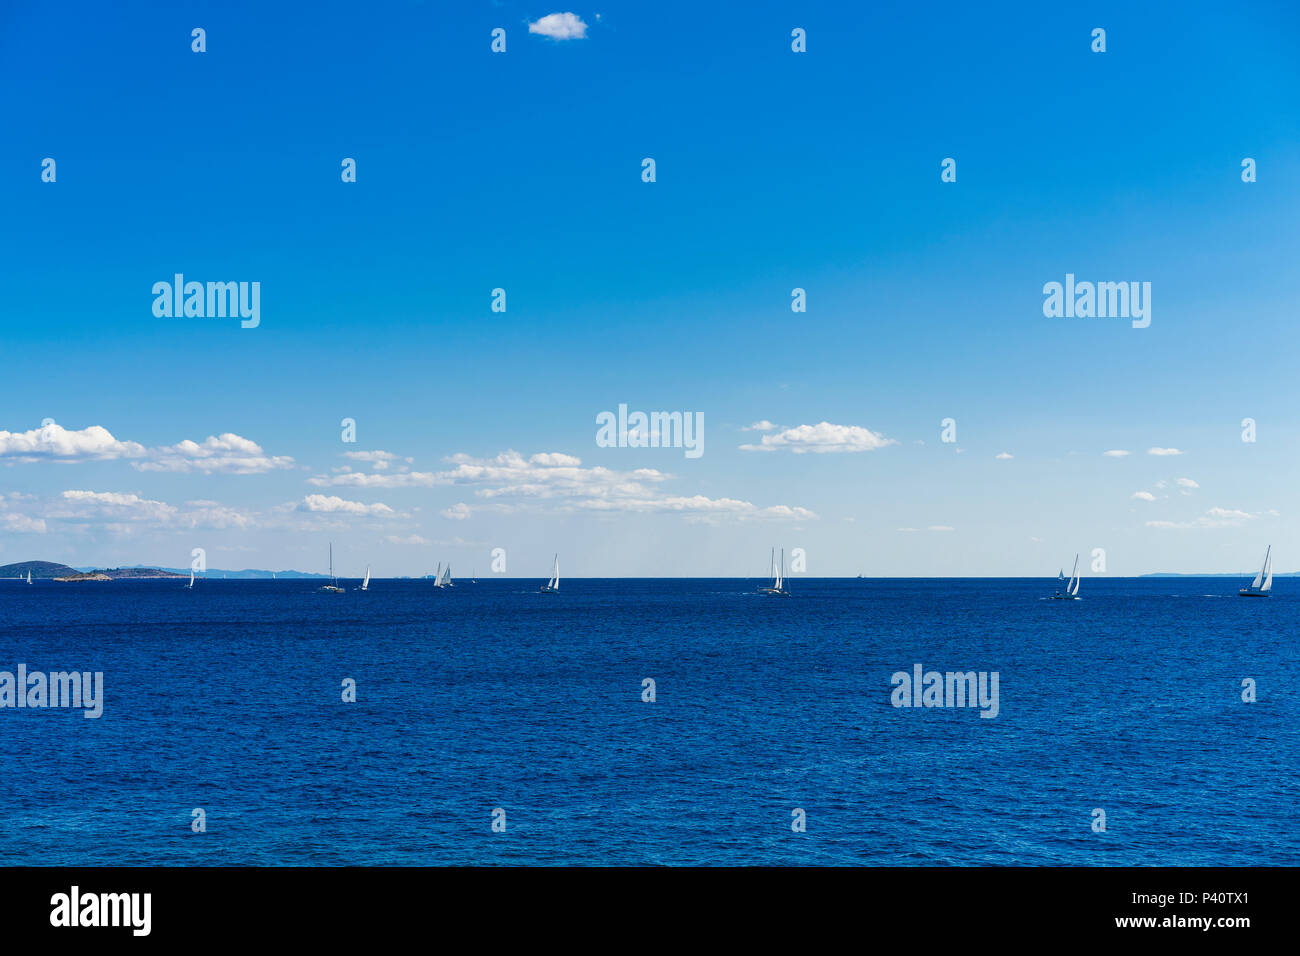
0,576 -> 1295,866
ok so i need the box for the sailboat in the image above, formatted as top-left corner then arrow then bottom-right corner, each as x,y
759,547 -> 791,596
540,554 -> 559,593
433,562 -> 453,589
1238,546 -> 1272,597
471,568 -> 477,584
432,562 -> 443,588
1051,555 -> 1080,600
358,565 -> 370,592
187,568 -> 195,590
26,570 -> 31,584
320,543 -> 345,593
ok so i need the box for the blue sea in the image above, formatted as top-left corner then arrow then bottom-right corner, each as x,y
1,577 -> 1296,866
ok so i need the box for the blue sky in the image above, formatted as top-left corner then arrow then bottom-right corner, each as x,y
1,1 -> 1298,576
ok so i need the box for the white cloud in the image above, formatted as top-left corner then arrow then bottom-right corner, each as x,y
1146,506 -> 1258,529
315,448 -> 814,522
139,434 -> 295,474
0,423 -> 293,474
526,452 -> 582,467
309,470 -> 438,488
1148,447 -> 1183,456
739,421 -> 896,454
528,12 -> 588,40
343,450 -> 412,472
61,490 -> 177,522
1103,449 -> 1130,457
1176,477 -> 1198,488
300,494 -> 395,517
385,534 -> 429,545
995,452 -> 1013,460
57,489 -> 256,530
0,424 -> 146,462
744,420 -> 779,432
578,495 -> 817,520
0,513 -> 46,533
1132,491 -> 1156,501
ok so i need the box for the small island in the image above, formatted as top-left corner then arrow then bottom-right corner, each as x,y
0,560 -> 186,581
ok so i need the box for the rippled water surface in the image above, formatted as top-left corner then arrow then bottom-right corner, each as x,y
1,577 -> 1295,865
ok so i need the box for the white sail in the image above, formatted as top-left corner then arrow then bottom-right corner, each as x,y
26,570 -> 31,584
1069,554 -> 1079,595
188,568 -> 195,589
362,566 -> 370,591
776,548 -> 784,590
445,564 -> 452,586
550,554 -> 559,590
434,562 -> 442,586
1249,546 -> 1269,590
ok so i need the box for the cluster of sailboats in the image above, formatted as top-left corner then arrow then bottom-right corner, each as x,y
1047,547 -> 1274,600
170,543 -> 1282,599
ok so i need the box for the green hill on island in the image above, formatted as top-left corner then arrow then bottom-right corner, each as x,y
0,561 -> 185,580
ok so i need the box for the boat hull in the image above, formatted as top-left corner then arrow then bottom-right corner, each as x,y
1238,589 -> 1269,597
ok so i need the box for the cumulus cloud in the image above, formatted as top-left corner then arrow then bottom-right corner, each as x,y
995,452 -> 1013,460
0,423 -> 293,474
139,434 -> 295,474
1103,449 -> 1130,457
528,12 -> 588,40
1176,477 -> 1198,490
309,470 -> 438,488
739,422 -> 896,454
315,448 -> 814,522
1148,447 -> 1183,456
1132,491 -> 1157,501
0,424 -> 146,462
300,494 -> 395,517
744,421 -> 779,432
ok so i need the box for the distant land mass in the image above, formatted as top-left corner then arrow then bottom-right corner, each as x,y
0,561 -> 185,581
117,565 -> 328,579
